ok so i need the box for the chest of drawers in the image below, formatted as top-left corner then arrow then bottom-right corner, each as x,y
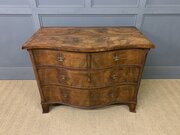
22,27 -> 154,113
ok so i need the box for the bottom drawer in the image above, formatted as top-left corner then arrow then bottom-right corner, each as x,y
42,85 -> 136,107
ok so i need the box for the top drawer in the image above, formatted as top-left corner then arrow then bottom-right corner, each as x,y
91,49 -> 147,69
33,49 -> 147,69
33,50 -> 88,69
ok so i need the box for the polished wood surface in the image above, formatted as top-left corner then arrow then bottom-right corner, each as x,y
37,67 -> 140,88
33,50 -> 88,69
22,27 -> 154,52
42,85 -> 136,107
22,27 -> 154,113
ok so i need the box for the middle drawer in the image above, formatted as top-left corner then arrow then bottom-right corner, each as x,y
38,67 -> 140,88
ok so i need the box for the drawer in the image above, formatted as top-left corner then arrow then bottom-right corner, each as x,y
33,50 -> 88,69
38,68 -> 91,88
109,66 -> 140,84
42,85 -> 136,106
89,85 -> 136,106
42,86 -> 63,102
116,85 -> 136,102
91,49 -> 146,69
42,86 -> 89,106
38,67 -> 140,88
91,67 -> 140,87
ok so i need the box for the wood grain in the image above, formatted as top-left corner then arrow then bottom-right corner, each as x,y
22,27 -> 154,113
37,67 -> 140,89
22,27 -> 154,52
33,50 -> 88,69
42,85 -> 136,107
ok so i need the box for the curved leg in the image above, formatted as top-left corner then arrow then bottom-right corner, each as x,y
41,103 -> 49,113
128,103 -> 136,113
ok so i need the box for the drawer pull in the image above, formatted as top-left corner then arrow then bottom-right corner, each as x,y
113,55 -> 120,61
112,74 -> 118,80
57,55 -> 65,62
109,93 -> 115,98
87,74 -> 91,83
60,75 -> 66,80
63,93 -> 68,98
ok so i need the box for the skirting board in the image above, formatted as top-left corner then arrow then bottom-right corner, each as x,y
0,66 -> 180,80
0,67 -> 34,80
143,66 -> 180,79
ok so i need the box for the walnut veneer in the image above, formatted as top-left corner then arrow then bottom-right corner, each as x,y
22,27 -> 154,113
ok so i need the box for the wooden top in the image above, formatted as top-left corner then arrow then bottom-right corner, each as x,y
22,27 -> 155,52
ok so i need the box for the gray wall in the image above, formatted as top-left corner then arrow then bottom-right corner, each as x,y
0,0 -> 180,79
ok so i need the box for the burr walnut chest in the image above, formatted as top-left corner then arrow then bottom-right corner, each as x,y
22,27 -> 154,113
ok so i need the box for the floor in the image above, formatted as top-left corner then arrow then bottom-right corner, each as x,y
0,80 -> 180,135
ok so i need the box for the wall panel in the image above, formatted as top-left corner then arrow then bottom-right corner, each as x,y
40,14 -> 136,26
0,0 -> 180,79
37,0 -> 85,7
141,15 -> 180,66
0,0 -> 29,7
0,15 -> 35,67
92,0 -> 139,7
146,0 -> 180,7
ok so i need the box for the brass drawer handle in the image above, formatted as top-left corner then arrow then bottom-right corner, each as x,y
109,93 -> 115,98
63,92 -> 68,98
112,74 -> 118,80
57,54 -> 65,62
113,55 -> 120,61
87,74 -> 91,83
60,75 -> 66,80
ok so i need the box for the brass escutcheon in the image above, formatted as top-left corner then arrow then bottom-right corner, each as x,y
58,54 -> 65,62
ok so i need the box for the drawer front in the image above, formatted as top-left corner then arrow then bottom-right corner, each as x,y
42,86 -> 63,102
58,69 -> 91,88
38,67 -> 140,88
38,68 -> 91,88
110,66 -> 140,84
91,67 -> 140,87
116,85 -> 136,102
42,86 -> 89,106
33,50 -> 88,69
42,85 -> 136,106
89,85 -> 136,106
91,49 -> 146,69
